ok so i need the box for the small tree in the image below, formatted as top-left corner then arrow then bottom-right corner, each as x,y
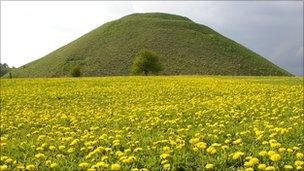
131,50 -> 162,76
71,66 -> 81,77
0,63 -> 11,77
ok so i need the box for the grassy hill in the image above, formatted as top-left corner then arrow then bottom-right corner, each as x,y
7,13 -> 292,77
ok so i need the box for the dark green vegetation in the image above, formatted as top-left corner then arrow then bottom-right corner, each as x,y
131,50 -> 162,75
0,63 -> 12,77
6,13 -> 291,77
71,66 -> 81,77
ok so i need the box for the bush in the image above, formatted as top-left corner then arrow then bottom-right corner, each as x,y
131,50 -> 162,75
71,66 -> 81,77
0,63 -> 10,77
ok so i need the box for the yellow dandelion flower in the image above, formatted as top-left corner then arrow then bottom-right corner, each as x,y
58,145 -> 65,150
36,147 -> 44,151
259,151 -> 268,157
26,164 -> 35,171
232,138 -> 242,145
17,165 -> 25,170
49,146 -> 56,150
70,139 -> 79,146
258,164 -> 266,170
284,165 -> 293,170
221,145 -> 229,150
45,160 -> 52,165
195,142 -> 207,149
67,148 -> 75,153
211,143 -> 221,147
0,156 -> 8,161
96,161 -> 108,168
112,140 -> 120,146
295,160 -> 304,167
189,138 -> 200,144
269,153 -> 281,162
161,160 -> 169,165
267,151 -> 276,156
206,146 -> 216,154
79,162 -> 89,168
293,146 -> 300,151
35,153 -> 45,160
244,161 -> 254,167
50,163 -> 58,168
101,156 -> 108,161
139,168 -> 149,171
122,157 -> 134,165
231,151 -> 244,160
224,139 -> 231,144
115,151 -> 124,158
296,153 -> 303,160
249,157 -> 259,165
160,153 -> 170,159
265,166 -> 276,171
278,148 -> 286,153
5,158 -> 13,164
205,163 -> 214,170
163,146 -> 171,153
163,163 -> 170,170
287,148 -> 293,153
110,163 -> 121,171
133,148 -> 142,152
87,168 -> 96,171
0,165 -> 8,171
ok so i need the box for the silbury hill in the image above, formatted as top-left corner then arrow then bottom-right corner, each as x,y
8,13 -> 292,77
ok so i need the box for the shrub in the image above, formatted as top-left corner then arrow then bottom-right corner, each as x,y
71,66 -> 81,77
131,50 -> 162,76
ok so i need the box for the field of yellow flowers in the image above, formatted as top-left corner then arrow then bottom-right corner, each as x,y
0,76 -> 303,171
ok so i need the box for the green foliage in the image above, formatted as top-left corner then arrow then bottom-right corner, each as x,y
8,13 -> 292,77
0,63 -> 11,77
131,50 -> 162,75
71,66 -> 81,77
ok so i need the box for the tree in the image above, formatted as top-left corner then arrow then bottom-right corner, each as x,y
0,63 -> 11,77
131,50 -> 162,76
71,66 -> 81,77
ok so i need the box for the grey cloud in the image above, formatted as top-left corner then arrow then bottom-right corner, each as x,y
3,1 -> 302,75
200,2 -> 303,75
133,1 -> 303,75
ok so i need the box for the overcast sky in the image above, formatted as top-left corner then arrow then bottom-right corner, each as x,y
1,1 -> 303,75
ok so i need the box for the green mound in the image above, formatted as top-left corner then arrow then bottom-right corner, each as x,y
8,13 -> 292,77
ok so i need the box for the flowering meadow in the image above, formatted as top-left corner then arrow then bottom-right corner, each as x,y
0,76 -> 303,170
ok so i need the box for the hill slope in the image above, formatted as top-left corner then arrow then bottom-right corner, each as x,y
8,13 -> 292,77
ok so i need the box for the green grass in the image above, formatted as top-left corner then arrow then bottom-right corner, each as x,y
0,76 -> 303,170
7,13 -> 291,78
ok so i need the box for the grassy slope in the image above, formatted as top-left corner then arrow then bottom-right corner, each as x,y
8,13 -> 292,77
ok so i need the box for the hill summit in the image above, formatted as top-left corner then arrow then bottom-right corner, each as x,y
9,13 -> 291,77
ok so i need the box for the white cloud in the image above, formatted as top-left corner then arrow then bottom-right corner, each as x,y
1,1 -> 303,75
1,1 -> 134,67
